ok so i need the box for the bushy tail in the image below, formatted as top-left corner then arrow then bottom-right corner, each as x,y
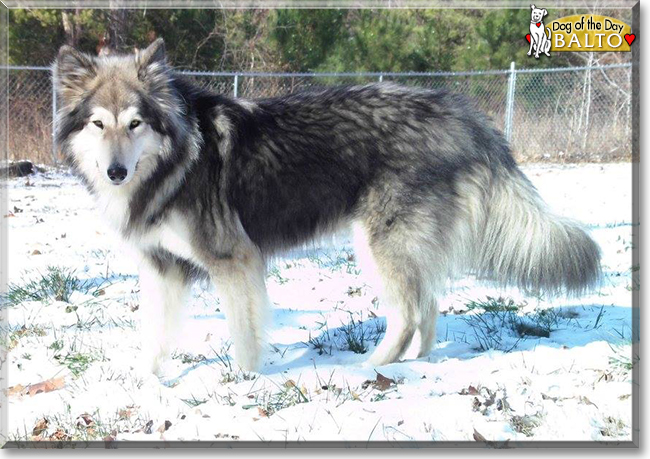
477,169 -> 601,296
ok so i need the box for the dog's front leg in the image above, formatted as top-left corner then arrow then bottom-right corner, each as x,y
138,254 -> 191,377
209,246 -> 270,372
527,31 -> 535,56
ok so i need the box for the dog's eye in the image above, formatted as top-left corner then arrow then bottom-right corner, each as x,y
92,120 -> 104,129
129,120 -> 142,130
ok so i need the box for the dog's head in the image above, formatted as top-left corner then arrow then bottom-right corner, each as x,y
54,38 -> 182,190
530,4 -> 548,23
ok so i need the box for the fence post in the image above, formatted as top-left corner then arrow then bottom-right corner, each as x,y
504,61 -> 517,142
378,74 -> 383,83
51,70 -> 58,164
233,74 -> 239,98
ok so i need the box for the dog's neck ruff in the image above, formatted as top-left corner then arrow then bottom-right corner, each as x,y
124,135 -> 200,237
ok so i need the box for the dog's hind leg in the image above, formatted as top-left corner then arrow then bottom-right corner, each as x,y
353,219 -> 441,366
209,243 -> 270,372
138,254 -> 191,377
415,299 -> 439,358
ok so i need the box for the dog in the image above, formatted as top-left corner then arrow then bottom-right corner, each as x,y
53,39 -> 600,376
528,4 -> 552,58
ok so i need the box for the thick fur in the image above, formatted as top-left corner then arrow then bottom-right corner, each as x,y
54,39 -> 601,373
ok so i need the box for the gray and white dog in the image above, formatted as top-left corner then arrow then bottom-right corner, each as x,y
54,39 -> 600,376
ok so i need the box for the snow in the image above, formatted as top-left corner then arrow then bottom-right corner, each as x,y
1,163 -> 635,444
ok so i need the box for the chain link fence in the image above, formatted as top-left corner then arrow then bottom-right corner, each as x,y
1,63 -> 632,165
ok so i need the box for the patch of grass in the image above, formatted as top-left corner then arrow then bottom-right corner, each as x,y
339,312 -> 369,354
308,248 -> 360,275
267,266 -> 289,285
208,343 -> 256,384
607,342 -> 638,376
336,311 -> 385,355
3,266 -> 105,306
173,352 -> 208,365
181,395 -> 209,407
308,331 -> 331,356
461,297 -> 523,352
3,325 -> 47,351
306,311 -> 386,355
306,314 -> 333,355
461,297 -> 569,352
512,308 -> 563,338
257,380 -> 310,417
466,296 -> 521,313
599,416 -> 628,438
54,352 -> 98,377
510,414 -> 542,437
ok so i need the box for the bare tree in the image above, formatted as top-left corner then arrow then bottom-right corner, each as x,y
106,1 -> 130,53
61,9 -> 82,47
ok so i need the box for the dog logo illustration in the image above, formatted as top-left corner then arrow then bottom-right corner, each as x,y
527,4 -> 552,58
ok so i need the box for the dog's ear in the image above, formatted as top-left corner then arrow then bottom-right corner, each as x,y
136,38 -> 167,82
531,4 -> 536,9
542,8 -> 548,16
53,45 -> 97,107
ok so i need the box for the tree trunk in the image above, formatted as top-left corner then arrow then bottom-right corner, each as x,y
61,9 -> 81,47
107,1 -> 129,52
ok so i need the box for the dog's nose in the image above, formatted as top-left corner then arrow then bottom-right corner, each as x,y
107,164 -> 128,183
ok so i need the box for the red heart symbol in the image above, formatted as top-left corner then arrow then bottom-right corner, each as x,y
624,34 -> 635,45
525,34 -> 531,43
536,22 -> 541,27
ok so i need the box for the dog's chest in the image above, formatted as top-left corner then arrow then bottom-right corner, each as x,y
138,213 -> 200,264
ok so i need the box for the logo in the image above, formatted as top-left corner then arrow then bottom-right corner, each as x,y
525,5 -> 634,57
526,5 -> 552,59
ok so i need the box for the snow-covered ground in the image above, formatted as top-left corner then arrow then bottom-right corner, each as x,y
1,163 -> 636,444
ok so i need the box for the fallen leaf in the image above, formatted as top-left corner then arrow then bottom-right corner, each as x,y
460,385 -> 480,395
541,393 -> 557,401
76,413 -> 94,429
157,420 -> 172,433
7,376 -> 65,397
6,384 -> 26,397
103,430 -> 117,442
284,379 -> 296,389
49,428 -> 71,442
579,396 -> 599,409
373,372 -> 396,391
473,428 -> 487,442
31,249 -> 41,255
257,407 -> 269,418
32,418 -> 48,437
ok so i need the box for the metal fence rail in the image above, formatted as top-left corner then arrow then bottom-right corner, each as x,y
1,63 -> 632,165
